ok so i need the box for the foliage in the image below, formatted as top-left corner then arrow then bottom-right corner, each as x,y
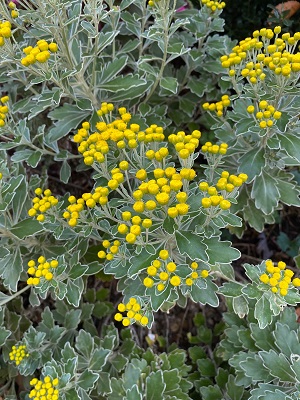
0,0 -> 299,399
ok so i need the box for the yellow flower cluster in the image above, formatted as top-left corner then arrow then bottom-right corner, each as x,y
118,211 -> 152,245
185,262 -> 209,286
201,141 -> 228,155
0,95 -> 9,127
29,376 -> 59,400
259,260 -> 300,296
27,256 -> 58,286
28,188 -> 58,222
247,100 -> 281,129
9,344 -> 29,366
63,187 -> 109,227
168,130 -> 201,160
8,1 -> 18,18
0,20 -> 11,46
202,95 -> 231,117
114,297 -> 148,326
21,40 -> 58,66
143,249 -> 181,290
221,27 -> 300,81
74,105 -> 164,166
201,0 -> 226,12
132,166 -> 194,218
200,171 -> 248,209
98,240 -> 121,260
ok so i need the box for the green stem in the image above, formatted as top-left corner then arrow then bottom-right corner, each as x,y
0,285 -> 30,307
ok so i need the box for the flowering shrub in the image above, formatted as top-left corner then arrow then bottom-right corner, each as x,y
202,25 -> 300,233
0,0 -> 299,399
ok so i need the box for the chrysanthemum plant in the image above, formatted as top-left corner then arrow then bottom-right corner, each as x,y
202,25 -> 300,234
0,0 -> 300,399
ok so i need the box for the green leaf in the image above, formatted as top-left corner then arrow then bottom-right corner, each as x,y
259,350 -> 295,382
90,348 -> 111,371
0,326 -> 11,346
251,170 -> 280,214
273,323 -> 300,357
175,230 -> 208,261
99,57 -> 128,84
60,161 -> 72,184
97,372 -> 111,394
11,218 -> 44,239
110,353 -> 128,372
200,385 -> 223,400
145,370 -> 165,400
243,198 -> 266,232
65,279 -> 84,307
186,77 -> 207,97
123,364 -> 142,391
27,151 -> 42,168
190,278 -> 219,306
109,82 -> 150,101
238,147 -> 265,182
99,74 -> 146,91
202,236 -> 240,265
97,30 -> 119,53
11,149 -> 34,162
126,386 -> 142,400
65,388 -> 81,400
238,353 -> 272,383
159,77 -> 178,94
81,20 -> 97,37
254,295 -> 273,329
218,282 -> 243,297
278,133 -> 300,162
276,178 -> 300,207
232,295 -> 249,318
77,369 -> 99,390
68,263 -> 89,279
48,104 -> 90,142
197,359 -> 215,377
0,248 -> 22,291
75,330 -> 94,359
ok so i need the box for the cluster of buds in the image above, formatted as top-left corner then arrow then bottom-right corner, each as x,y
221,27 -> 300,82
0,95 -> 9,127
143,249 -> 181,291
201,141 -> 228,155
118,212 -> 152,245
8,1 -> 18,18
74,105 -> 165,166
21,40 -> 58,66
0,20 -> 11,46
202,95 -> 231,117
199,171 -> 248,210
201,0 -> 225,12
97,240 -> 121,261
28,188 -> 58,222
9,344 -> 29,366
29,377 -> 59,400
132,166 -> 193,219
185,262 -> 209,286
27,256 -> 58,286
247,100 -> 281,129
259,260 -> 300,296
168,130 -> 201,160
114,297 -> 149,326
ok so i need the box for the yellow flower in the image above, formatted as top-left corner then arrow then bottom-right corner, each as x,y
170,275 -> 181,286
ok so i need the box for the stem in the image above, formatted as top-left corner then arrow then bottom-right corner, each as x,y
0,285 -> 30,307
